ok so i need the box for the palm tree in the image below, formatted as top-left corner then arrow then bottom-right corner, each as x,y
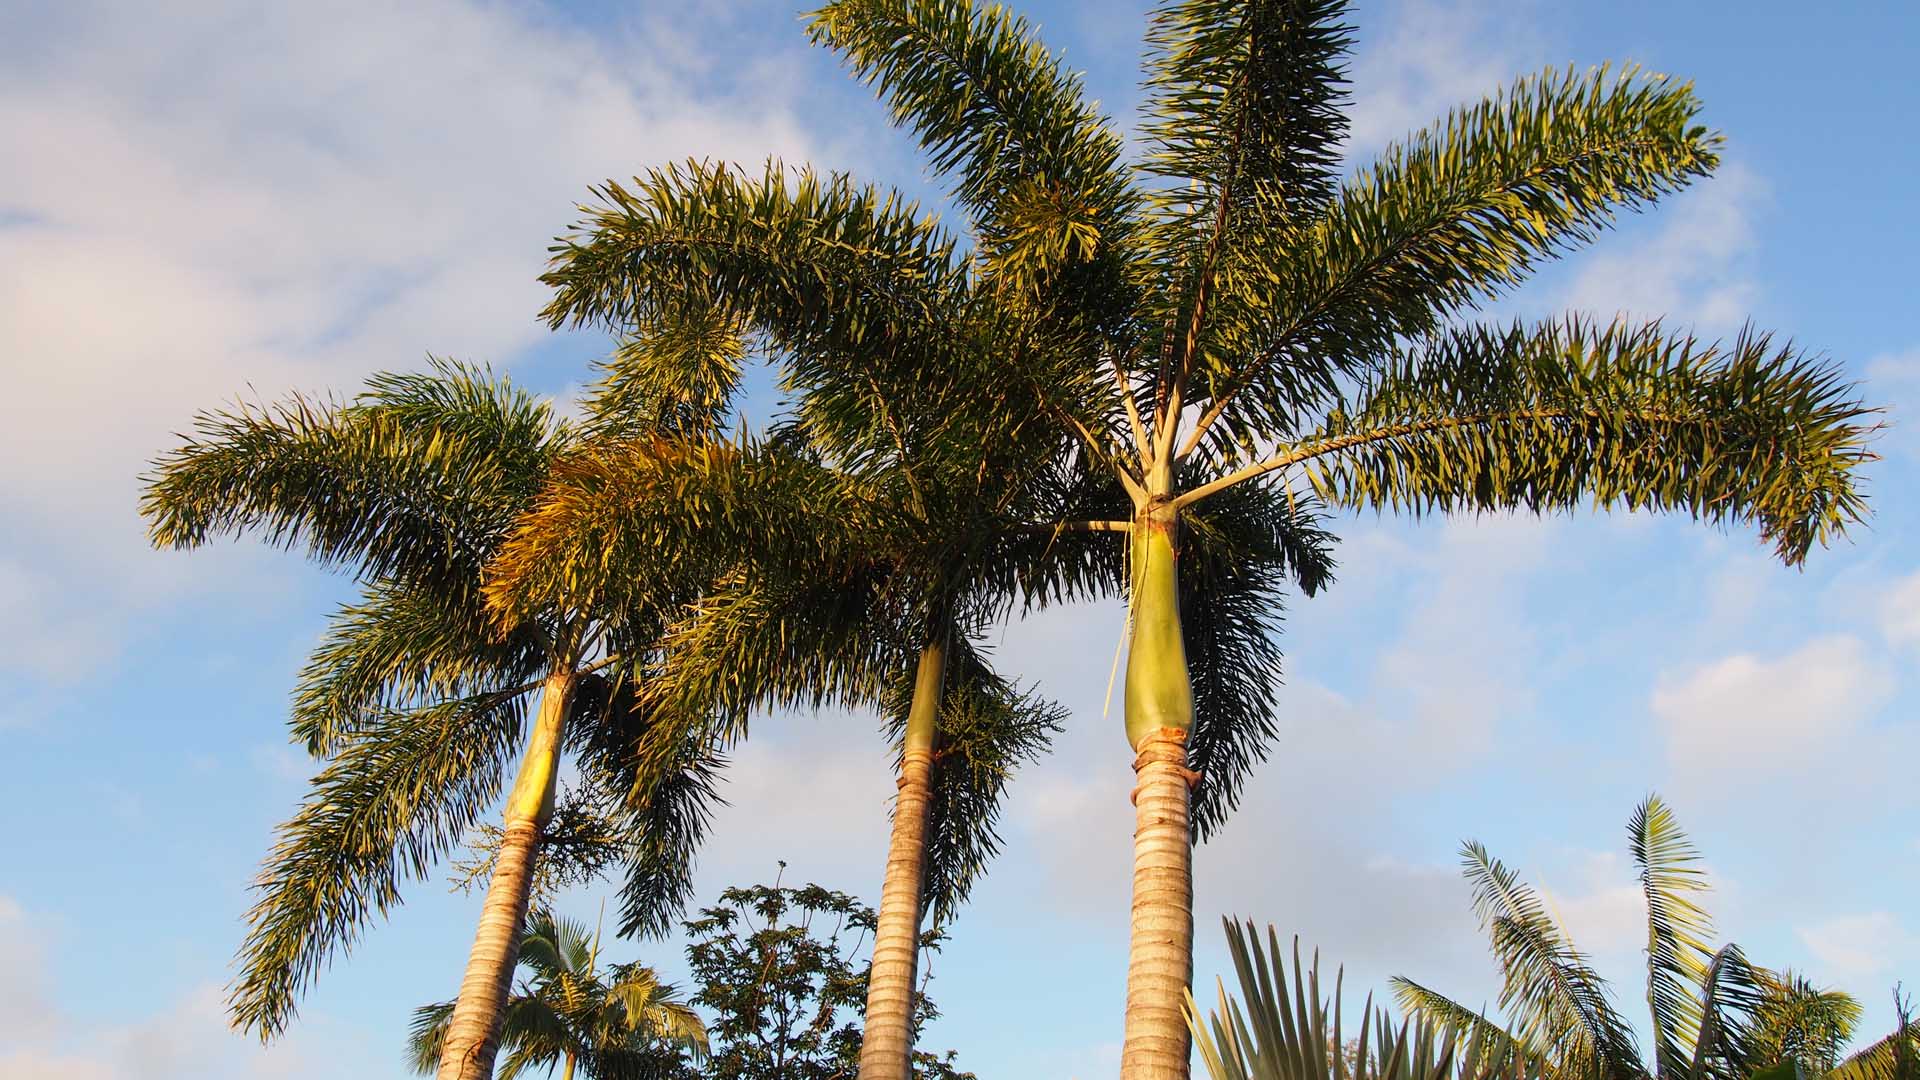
1394,795 -> 1913,1080
536,3 -> 1878,1075
1187,922 -> 1541,1080
482,310 -> 1154,1079
141,362 -> 725,1080
409,908 -> 707,1080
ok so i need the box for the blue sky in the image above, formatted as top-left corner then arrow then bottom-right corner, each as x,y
3,1 -> 1919,1077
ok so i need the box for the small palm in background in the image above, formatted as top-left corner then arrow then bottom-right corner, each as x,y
1393,796 -> 1917,1080
409,908 -> 707,1080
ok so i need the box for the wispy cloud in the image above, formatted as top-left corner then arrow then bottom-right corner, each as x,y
0,0 -> 827,682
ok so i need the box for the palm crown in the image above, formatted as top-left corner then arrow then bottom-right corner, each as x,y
409,908 -> 707,1080
141,363 -> 726,1076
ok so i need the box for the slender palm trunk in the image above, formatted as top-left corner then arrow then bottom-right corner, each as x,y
858,635 -> 949,1080
437,671 -> 576,1080
1119,504 -> 1198,1080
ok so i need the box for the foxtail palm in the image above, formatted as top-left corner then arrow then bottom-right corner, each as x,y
141,363 -> 723,1080
485,314 -> 1115,1080
539,3 -> 1878,1075
1395,796 -> 1910,1080
409,908 -> 707,1080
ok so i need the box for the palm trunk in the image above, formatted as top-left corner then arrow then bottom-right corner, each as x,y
858,635 -> 949,1080
437,671 -> 576,1080
1120,507 -> 1198,1080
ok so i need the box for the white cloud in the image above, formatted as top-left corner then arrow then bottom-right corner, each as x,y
0,0 -> 826,681
1539,851 -> 1648,958
1866,346 -> 1920,459
1799,911 -> 1918,983
1652,635 -> 1895,784
1879,570 -> 1920,650
1554,163 -> 1765,334
0,897 -> 378,1079
1346,0 -> 1546,154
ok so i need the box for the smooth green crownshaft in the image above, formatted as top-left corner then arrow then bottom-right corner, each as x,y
1124,506 -> 1194,748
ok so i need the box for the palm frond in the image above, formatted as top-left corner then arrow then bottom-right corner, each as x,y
1189,921 -> 1534,1080
1393,977 -> 1541,1072
1461,842 -> 1644,1080
406,1000 -> 455,1075
229,688 -> 529,1039
1198,319 -> 1876,568
1186,65 -> 1721,457
885,635 -> 1063,923
588,302 -> 751,439
1746,970 -> 1863,1074
567,673 -> 732,941
142,358 -> 561,598
1176,475 -> 1337,837
807,0 -> 1139,307
292,579 -> 546,756
1141,0 -> 1352,231
1629,796 -> 1715,1080
1684,944 -> 1768,1080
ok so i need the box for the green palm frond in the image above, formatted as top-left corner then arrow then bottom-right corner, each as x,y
1141,0 -> 1352,240
542,161 -> 969,425
1683,944 -> 1768,1080
486,432 -> 879,627
406,1000 -> 456,1075
406,923 -> 705,1078
1393,977 -> 1541,1072
1629,796 -> 1715,1080
1828,1002 -> 1919,1080
886,635 -> 1064,923
493,994 -> 576,1080
142,357 -> 560,597
1176,475 -> 1337,837
807,0 -> 1138,304
589,302 -> 751,439
1461,842 -> 1644,1080
232,688 -> 529,1040
1746,970 -> 1862,1074
1188,319 -> 1877,568
292,579 -> 547,756
518,909 -> 598,981
1185,65 -> 1721,457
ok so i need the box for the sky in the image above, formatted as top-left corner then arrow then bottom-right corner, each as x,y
3,1 -> 1919,1077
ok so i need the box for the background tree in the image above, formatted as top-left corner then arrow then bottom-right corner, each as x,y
1395,795 -> 1914,1080
409,908 -> 707,1080
141,363 -> 725,1080
683,876 -> 975,1080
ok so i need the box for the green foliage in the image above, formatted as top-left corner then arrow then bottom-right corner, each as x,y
1256,320 -> 1873,566
1396,796 -> 1900,1080
1188,921 -> 1541,1080
408,909 -> 706,1079
684,879 -> 976,1080
882,637 -> 1065,921
234,690 -> 530,1040
142,363 -> 725,1040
